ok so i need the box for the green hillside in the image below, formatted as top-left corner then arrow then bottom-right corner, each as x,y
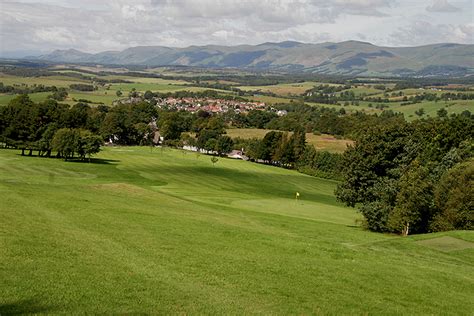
35,41 -> 474,77
1,147 -> 473,314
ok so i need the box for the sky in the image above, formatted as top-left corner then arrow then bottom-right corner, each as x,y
0,0 -> 473,56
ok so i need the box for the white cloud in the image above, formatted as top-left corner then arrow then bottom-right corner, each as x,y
391,21 -> 474,46
121,5 -> 147,19
34,27 -> 76,45
426,0 -> 461,12
0,0 -> 472,56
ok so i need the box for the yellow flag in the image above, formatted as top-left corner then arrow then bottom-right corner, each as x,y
296,192 -> 300,198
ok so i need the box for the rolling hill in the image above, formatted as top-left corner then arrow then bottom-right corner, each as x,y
33,41 -> 474,77
1,147 -> 473,313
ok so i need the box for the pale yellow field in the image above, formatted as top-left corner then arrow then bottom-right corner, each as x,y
245,95 -> 294,104
100,76 -> 189,85
238,82 -> 320,96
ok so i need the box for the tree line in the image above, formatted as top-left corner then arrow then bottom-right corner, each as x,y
0,95 -> 108,160
303,85 -> 474,106
0,82 -> 60,94
230,130 -> 342,179
335,114 -> 473,234
1,93 -> 414,155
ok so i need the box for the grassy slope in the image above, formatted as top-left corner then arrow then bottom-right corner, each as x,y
1,147 -> 473,314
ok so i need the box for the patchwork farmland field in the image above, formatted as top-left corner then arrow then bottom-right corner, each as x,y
237,82 -> 321,96
307,99 -> 474,120
1,69 -> 472,119
0,72 -> 230,107
1,147 -> 473,314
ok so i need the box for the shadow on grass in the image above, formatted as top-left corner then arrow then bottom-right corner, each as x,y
346,225 -> 362,229
65,158 -> 120,165
157,165 -> 340,205
14,154 -> 120,165
0,299 -> 55,315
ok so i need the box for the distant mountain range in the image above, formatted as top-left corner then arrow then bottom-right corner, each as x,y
32,41 -> 474,77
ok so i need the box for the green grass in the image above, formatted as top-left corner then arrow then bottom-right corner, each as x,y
108,82 -> 190,93
0,92 -> 52,105
244,94 -> 294,104
237,82 -> 321,96
66,91 -> 118,105
226,128 -> 353,153
339,86 -> 382,96
0,74 -> 88,88
309,99 -> 474,121
393,100 -> 474,119
307,101 -> 385,116
237,82 -> 348,97
1,147 -> 473,314
416,236 -> 474,252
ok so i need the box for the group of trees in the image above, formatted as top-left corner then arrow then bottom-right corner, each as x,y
232,129 -> 341,179
0,82 -> 58,94
49,88 -> 68,101
335,114 -> 473,234
303,82 -> 474,106
0,82 -> 68,102
0,95 -> 107,160
160,112 -> 235,156
393,92 -> 474,105
305,85 -> 364,104
100,102 -> 158,145
50,128 -> 102,160
69,84 -> 96,91
194,116 -> 233,155
304,85 -> 377,104
440,92 -> 474,101
265,102 -> 407,140
242,129 -> 306,167
0,94 -> 239,157
0,95 -> 162,158
195,131 -> 234,156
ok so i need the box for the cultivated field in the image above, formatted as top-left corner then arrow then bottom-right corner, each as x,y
237,82 -> 474,119
0,72 -> 229,107
1,147 -> 473,314
307,99 -> 474,121
226,128 -> 353,153
238,82 -> 321,96
2,69 -> 471,118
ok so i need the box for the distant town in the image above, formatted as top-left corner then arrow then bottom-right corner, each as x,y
114,95 -> 289,116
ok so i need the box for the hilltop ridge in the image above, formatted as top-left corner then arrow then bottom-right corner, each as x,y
29,40 -> 474,77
